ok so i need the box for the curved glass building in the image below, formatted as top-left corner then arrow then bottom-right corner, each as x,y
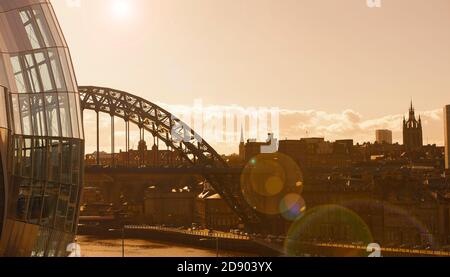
0,0 -> 84,256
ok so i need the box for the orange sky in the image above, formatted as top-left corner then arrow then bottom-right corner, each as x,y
52,0 -> 450,154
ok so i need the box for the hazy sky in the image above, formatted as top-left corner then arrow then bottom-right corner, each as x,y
52,0 -> 450,154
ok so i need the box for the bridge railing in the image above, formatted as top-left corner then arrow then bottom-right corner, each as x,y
124,225 -> 250,240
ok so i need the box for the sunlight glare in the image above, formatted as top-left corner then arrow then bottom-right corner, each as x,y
111,0 -> 133,19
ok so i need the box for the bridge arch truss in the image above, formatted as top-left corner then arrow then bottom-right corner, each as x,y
79,86 -> 259,225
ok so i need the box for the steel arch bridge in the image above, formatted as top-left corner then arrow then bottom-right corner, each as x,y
79,86 -> 260,226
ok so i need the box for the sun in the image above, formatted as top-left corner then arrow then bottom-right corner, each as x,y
111,0 -> 133,19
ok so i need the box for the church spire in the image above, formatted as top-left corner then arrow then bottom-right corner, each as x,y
409,99 -> 416,120
239,125 -> 246,160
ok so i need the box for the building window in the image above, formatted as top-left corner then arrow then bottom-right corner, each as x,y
55,184 -> 70,230
19,6 -> 52,49
1,1 -> 84,257
41,182 -> 58,227
48,139 -> 60,183
10,49 -> 67,94
30,94 -> 46,137
21,137 -> 32,177
61,141 -> 72,184
32,138 -> 47,181
28,187 -> 44,224
15,178 -> 30,222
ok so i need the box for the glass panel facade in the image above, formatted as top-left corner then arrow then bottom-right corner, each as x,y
0,0 -> 84,257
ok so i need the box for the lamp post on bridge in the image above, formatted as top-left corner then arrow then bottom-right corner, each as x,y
109,226 -> 125,257
200,235 -> 219,258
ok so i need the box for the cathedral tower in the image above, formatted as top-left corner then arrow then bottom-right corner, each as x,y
403,101 -> 423,151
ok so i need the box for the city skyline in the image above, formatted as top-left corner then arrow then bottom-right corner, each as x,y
2,0 -> 450,260
51,0 -> 450,154
82,100 -> 447,155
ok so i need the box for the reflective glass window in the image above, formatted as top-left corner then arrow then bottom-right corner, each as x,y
66,184 -> 79,232
9,49 -> 68,94
49,49 -> 66,91
32,180 -> 45,189
28,187 -> 44,224
45,93 -> 60,136
1,1 -> 84,257
42,182 -> 58,228
68,93 -> 79,138
58,93 -> 72,138
13,137 -> 22,176
31,227 -> 50,257
16,5 -> 54,50
69,185 -> 78,205
21,137 -> 32,178
61,140 -> 71,184
0,87 -> 7,128
55,184 -> 70,230
16,178 -> 31,222
11,94 -> 22,134
65,206 -> 75,233
19,94 -> 32,135
40,4 -> 64,47
35,52 -> 53,91
48,139 -> 60,183
30,94 -> 46,136
73,65 -> 83,139
46,230 -> 63,257
20,9 -> 42,49
71,141 -> 80,185
24,53 -> 41,93
32,138 -> 47,181
10,56 -> 27,93
33,6 -> 53,47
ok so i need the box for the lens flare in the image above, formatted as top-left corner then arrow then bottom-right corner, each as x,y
342,199 -> 434,247
284,205 -> 373,257
241,153 -> 304,215
279,193 -> 306,221
264,176 -> 284,196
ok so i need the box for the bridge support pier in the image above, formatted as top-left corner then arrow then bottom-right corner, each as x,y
139,127 -> 145,167
111,115 -> 115,167
125,120 -> 130,167
96,111 -> 100,165
140,127 -> 144,142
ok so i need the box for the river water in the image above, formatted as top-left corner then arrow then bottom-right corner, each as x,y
77,235 -> 256,257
